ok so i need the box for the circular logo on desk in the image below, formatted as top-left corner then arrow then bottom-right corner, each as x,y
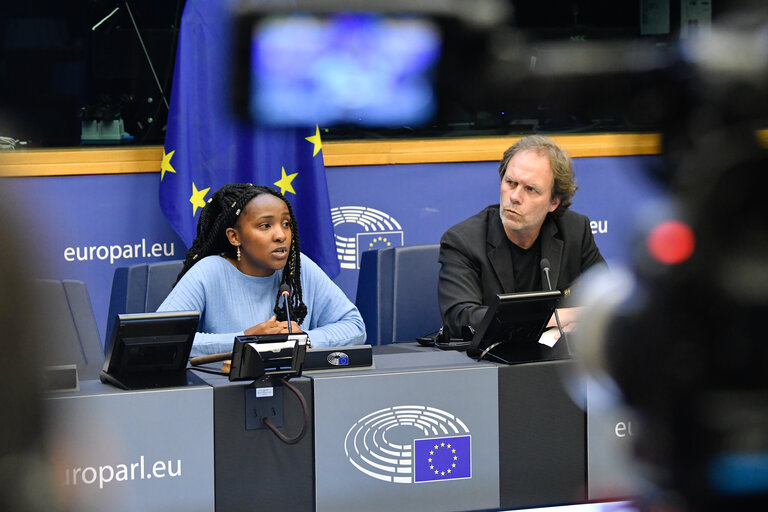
344,405 -> 472,484
327,352 -> 350,366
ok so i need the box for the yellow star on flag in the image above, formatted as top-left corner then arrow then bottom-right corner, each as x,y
160,149 -> 176,181
274,166 -> 298,195
305,125 -> 323,157
189,182 -> 210,217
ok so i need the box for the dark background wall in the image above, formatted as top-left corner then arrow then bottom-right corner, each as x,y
2,0 -> 738,148
0,1 -> 183,147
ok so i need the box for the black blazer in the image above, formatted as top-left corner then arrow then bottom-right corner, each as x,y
438,205 -> 605,337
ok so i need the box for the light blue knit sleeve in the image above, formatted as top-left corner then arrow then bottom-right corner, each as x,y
156,258 -> 246,357
157,255 -> 366,355
300,255 -> 366,347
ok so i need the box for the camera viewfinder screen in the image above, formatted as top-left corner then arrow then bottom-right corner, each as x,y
250,13 -> 441,127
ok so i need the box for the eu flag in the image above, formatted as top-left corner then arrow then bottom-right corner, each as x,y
159,0 -> 340,277
413,435 -> 472,483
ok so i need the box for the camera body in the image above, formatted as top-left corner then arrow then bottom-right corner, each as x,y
231,2 -> 768,506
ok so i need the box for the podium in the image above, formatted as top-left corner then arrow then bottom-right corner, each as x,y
199,344 -> 586,511
46,380 -> 214,512
48,344 -> 593,511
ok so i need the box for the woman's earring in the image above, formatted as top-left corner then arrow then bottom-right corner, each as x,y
237,246 -> 241,262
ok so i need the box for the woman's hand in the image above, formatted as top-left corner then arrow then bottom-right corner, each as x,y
244,316 -> 302,336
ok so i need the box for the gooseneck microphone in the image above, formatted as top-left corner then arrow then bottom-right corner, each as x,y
280,284 -> 293,334
189,284 -> 294,367
540,258 -> 567,346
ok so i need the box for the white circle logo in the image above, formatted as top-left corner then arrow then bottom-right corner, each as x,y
327,352 -> 349,366
331,206 -> 404,269
344,405 -> 472,484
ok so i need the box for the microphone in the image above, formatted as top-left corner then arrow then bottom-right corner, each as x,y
279,284 -> 293,334
540,258 -> 567,347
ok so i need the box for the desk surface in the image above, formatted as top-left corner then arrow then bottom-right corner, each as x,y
306,342 -> 494,376
47,344 -> 590,512
45,379 -> 214,512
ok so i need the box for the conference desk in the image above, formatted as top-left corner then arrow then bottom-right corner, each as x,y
46,378 -> 215,512
47,344 -> 621,512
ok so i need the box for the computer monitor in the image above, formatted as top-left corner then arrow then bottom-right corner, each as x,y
467,290 -> 562,364
228,333 -> 309,381
100,311 -> 200,390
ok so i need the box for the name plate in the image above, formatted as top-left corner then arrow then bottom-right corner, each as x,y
43,364 -> 79,393
303,345 -> 373,371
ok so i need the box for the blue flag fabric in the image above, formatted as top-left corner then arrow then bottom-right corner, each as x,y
159,0 -> 340,277
413,435 -> 472,483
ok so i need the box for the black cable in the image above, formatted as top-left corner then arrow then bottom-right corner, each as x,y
478,341 -> 511,363
124,0 -> 170,110
138,0 -> 183,145
262,377 -> 308,445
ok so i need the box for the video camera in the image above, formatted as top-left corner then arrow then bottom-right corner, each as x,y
231,0 -> 511,128
233,1 -> 768,508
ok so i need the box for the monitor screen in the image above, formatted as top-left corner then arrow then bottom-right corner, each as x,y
467,291 -> 562,364
244,12 -> 442,127
229,333 -> 309,381
101,311 -> 199,389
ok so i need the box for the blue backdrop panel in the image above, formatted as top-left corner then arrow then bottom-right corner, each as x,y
6,153 -> 665,350
569,156 -> 666,263
4,174 -> 184,346
326,155 -> 665,299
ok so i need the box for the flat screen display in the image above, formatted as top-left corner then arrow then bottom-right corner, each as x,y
101,311 -> 199,389
249,13 -> 441,127
467,291 -> 562,364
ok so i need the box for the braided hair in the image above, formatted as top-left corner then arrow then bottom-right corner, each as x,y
175,183 -> 308,324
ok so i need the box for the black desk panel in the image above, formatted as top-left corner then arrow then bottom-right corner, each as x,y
498,360 -> 586,509
198,374 -> 315,512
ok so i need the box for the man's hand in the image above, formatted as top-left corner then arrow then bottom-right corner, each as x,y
547,307 -> 582,332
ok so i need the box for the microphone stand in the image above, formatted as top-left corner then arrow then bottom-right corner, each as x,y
541,260 -> 569,353
284,295 -> 293,335
280,285 -> 293,334
191,285 -> 294,366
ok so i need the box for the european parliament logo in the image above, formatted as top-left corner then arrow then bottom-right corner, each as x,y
330,206 -> 404,270
344,405 -> 472,484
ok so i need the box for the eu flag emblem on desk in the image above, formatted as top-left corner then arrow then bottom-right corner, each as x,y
413,435 -> 471,483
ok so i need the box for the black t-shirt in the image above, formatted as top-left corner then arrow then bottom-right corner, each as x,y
509,236 -> 542,293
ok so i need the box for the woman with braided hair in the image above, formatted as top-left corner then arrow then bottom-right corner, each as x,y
158,183 -> 365,357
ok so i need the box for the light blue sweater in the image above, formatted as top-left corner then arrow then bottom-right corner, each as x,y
157,254 -> 366,357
